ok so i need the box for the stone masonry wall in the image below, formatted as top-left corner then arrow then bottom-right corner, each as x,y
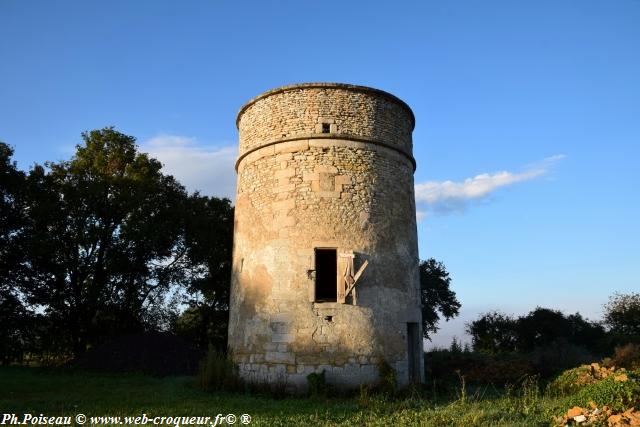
237,83 -> 415,158
229,83 -> 423,392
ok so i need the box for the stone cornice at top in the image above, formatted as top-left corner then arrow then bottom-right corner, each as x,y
236,82 -> 416,131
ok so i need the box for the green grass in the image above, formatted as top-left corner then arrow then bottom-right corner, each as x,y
0,366 -> 608,426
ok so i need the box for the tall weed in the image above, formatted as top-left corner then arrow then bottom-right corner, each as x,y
197,347 -> 241,392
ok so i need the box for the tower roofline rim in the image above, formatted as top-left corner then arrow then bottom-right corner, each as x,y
236,82 -> 415,130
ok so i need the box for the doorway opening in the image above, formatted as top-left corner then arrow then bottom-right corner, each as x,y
407,322 -> 421,383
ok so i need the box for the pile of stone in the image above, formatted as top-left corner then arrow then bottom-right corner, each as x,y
555,404 -> 640,426
552,363 -> 639,426
586,363 -> 629,382
565,363 -> 631,389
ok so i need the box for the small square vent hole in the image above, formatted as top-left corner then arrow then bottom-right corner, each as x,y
321,123 -> 330,133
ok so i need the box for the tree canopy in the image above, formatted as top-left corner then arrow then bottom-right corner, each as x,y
0,129 -> 233,361
604,292 -> 640,338
465,311 -> 518,354
466,307 -> 607,355
0,142 -> 30,364
419,258 -> 461,339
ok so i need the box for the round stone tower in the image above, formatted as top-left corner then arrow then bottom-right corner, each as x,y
229,83 -> 423,391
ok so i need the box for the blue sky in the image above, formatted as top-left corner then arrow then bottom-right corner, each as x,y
2,0 -> 639,347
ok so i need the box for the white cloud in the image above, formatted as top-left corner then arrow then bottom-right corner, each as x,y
141,135 -> 237,200
139,137 -> 564,214
415,155 -> 566,214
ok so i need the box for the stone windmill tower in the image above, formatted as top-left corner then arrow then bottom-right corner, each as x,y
228,83 -> 423,391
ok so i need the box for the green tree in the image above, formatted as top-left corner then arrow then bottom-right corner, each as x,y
566,312 -> 608,355
467,308 -> 606,355
18,128 -> 206,357
604,292 -> 640,337
515,307 -> 572,352
0,142 -> 26,265
0,142 -> 27,290
0,142 -> 31,364
419,258 -> 461,339
449,336 -> 462,354
174,194 -> 233,352
466,311 -> 518,353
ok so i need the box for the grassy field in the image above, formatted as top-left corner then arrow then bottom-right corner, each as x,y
0,367 -> 582,427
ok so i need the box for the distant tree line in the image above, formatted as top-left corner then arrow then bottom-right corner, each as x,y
424,295 -> 640,385
466,293 -> 640,358
0,128 -> 233,364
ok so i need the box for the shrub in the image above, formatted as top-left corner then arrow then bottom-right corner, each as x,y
424,349 -> 535,387
565,376 -> 640,412
529,340 -> 595,378
377,359 -> 397,395
611,343 -> 640,370
239,371 -> 288,398
604,292 -> 640,336
464,356 -> 535,384
197,347 -> 240,392
357,384 -> 372,408
549,362 -> 640,411
306,370 -> 327,397
75,332 -> 201,376
548,365 -> 593,395
504,375 -> 541,415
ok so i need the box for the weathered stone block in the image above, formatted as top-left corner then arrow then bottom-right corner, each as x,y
272,216 -> 295,228
297,353 -> 327,364
274,168 -> 296,179
303,171 -> 319,181
335,175 -> 352,186
269,321 -> 289,333
263,342 -> 278,351
273,183 -> 295,193
275,153 -> 293,162
313,191 -> 340,198
265,351 -> 295,364
272,198 -> 295,211
272,333 -> 295,343
315,164 -> 338,174
274,140 -> 309,154
271,312 -> 294,322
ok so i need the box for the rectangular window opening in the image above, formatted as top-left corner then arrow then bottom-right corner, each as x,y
315,248 -> 337,302
321,123 -> 331,133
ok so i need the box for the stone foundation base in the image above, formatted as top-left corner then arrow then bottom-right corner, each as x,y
236,359 -> 410,393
